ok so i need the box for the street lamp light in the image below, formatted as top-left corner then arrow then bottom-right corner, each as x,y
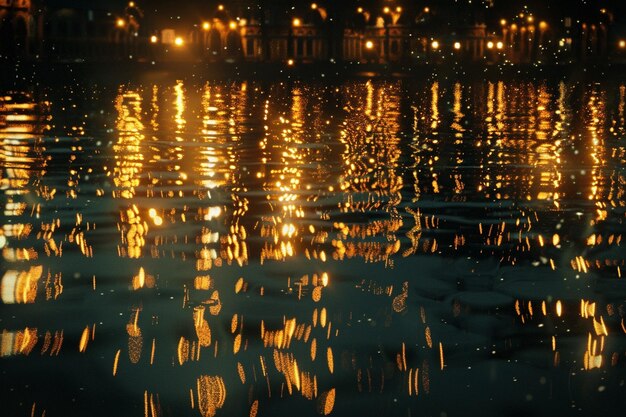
431,40 -> 439,50
174,37 -> 184,46
453,41 -> 461,50
365,40 -> 374,50
496,41 -> 504,50
202,22 -> 210,31
116,18 -> 125,28
150,35 -> 158,43
619,40 -> 626,49
292,18 -> 301,27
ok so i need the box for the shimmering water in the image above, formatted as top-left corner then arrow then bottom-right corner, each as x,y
1,76 -> 625,417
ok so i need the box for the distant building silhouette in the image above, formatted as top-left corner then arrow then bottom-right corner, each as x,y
0,0 -> 36,58
1,0 -> 625,65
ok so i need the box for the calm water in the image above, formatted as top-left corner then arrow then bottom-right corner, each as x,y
1,76 -> 626,417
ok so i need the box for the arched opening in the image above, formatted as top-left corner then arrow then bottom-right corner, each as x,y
226,31 -> 241,56
15,17 -> 28,53
391,39 -> 399,55
0,20 -> 15,56
209,29 -> 221,55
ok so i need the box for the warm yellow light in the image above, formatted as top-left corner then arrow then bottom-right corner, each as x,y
620,40 -> 626,49
292,18 -> 301,27
311,3 -> 317,9
129,1 -> 135,7
202,22 -> 210,30
424,7 -> 430,13
511,23 -> 517,30
116,18 -> 125,28
396,6 -> 402,13
357,7 -> 363,13
150,35 -> 158,43
383,6 -> 390,14
453,41 -> 461,50
229,21 -> 237,30
539,21 -> 548,30
287,59 -> 294,66
431,40 -> 439,50
527,16 -> 534,23
365,40 -> 374,50
500,19 -> 507,26
174,37 -> 184,46
496,41 -> 504,49
218,4 -> 224,11
487,41 -> 494,49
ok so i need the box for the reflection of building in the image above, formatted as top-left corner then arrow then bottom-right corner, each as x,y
113,89 -> 148,259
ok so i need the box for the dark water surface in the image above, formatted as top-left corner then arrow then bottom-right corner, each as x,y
1,75 -> 626,417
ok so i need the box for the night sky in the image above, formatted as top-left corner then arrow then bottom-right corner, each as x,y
40,0 -> 626,33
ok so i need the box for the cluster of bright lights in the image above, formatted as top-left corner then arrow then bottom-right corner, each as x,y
487,41 -> 504,50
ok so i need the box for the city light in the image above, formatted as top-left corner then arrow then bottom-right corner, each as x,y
287,58 -> 294,66
3,0 -> 624,77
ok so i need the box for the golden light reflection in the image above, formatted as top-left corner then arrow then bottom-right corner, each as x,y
259,87 -> 309,263
113,89 -> 148,259
196,375 -> 226,417
1,265 -> 43,304
0,79 -> 624,415
1,327 -> 38,356
336,81 -> 403,265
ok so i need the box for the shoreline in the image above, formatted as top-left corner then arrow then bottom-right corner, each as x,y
3,59 -> 626,86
